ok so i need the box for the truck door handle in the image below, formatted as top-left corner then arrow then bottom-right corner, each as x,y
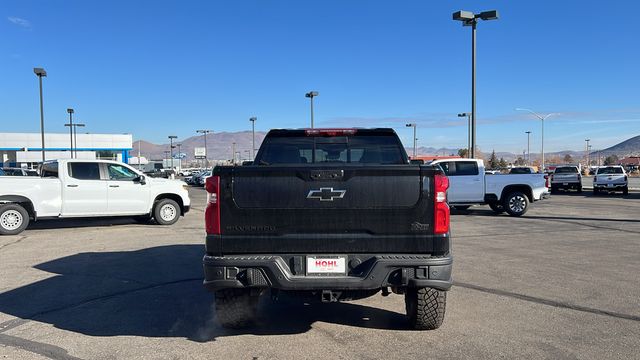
109,184 -> 120,188
67,184 -> 78,188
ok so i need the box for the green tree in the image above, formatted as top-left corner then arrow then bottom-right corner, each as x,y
488,150 -> 498,169
458,148 -> 468,158
498,157 -> 507,168
604,155 -> 619,165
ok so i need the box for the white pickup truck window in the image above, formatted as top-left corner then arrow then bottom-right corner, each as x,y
68,163 -> 100,180
107,164 -> 138,181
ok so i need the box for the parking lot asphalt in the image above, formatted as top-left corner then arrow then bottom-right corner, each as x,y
0,187 -> 639,359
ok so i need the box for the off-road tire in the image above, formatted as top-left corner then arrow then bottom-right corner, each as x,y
153,199 -> 180,225
489,203 -> 505,214
215,288 -> 260,329
504,191 -> 529,217
405,287 -> 446,330
0,203 -> 29,235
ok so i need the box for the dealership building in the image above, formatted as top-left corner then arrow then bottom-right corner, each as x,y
0,132 -> 133,168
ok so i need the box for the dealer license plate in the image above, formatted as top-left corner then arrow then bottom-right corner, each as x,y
306,255 -> 347,276
563,182 -> 568,186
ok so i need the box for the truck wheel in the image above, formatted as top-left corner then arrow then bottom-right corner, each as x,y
405,287 -> 446,330
623,186 -> 629,195
504,192 -> 529,217
0,204 -> 29,235
215,288 -> 260,329
153,199 -> 180,225
489,203 -> 505,214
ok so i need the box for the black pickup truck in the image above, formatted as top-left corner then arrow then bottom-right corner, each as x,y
203,128 -> 452,330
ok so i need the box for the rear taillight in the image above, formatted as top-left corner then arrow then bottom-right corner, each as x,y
434,173 -> 450,235
624,175 -> 628,181
205,175 -> 221,235
545,174 -> 550,188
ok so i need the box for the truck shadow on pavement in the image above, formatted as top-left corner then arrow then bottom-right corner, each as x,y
0,245 -> 408,343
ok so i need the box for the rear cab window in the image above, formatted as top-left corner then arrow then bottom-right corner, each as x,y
255,129 -> 408,165
554,167 -> 578,174
597,167 -> 623,175
41,162 -> 59,178
438,161 -> 478,176
68,162 -> 101,180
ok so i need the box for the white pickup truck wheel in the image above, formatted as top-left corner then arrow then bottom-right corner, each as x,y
153,199 -> 180,225
0,204 -> 29,235
504,192 -> 529,217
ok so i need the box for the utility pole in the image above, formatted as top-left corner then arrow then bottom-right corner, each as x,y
305,91 -> 319,128
249,117 -> 257,160
168,135 -> 177,170
196,130 -> 211,167
525,131 -> 531,165
66,109 -> 74,158
585,138 -> 591,168
34,68 -> 47,163
232,142 -> 236,164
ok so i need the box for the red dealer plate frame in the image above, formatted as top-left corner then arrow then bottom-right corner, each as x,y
306,255 -> 347,276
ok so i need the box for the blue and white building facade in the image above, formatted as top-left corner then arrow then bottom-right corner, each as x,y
0,132 -> 133,168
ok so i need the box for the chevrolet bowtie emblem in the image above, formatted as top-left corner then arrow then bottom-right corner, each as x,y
307,187 -> 346,201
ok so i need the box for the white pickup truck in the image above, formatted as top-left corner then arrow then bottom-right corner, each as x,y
0,159 -> 191,235
429,158 -> 549,216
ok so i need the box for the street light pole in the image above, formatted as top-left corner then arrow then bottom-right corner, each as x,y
453,10 -> 499,159
249,117 -> 257,160
66,108 -> 74,158
305,91 -> 319,128
458,113 -> 472,157
196,130 -> 211,167
405,123 -> 417,158
138,139 -> 142,170
33,68 -> 47,163
585,138 -> 591,168
526,131 -> 532,165
232,142 -> 236,164
176,143 -> 182,172
516,108 -> 558,173
168,135 -> 177,170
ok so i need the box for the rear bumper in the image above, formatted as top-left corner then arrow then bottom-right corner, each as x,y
550,181 -> 581,189
203,254 -> 453,292
594,183 -> 627,190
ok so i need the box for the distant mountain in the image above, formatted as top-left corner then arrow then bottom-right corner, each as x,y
133,131 -> 267,162
594,135 -> 640,157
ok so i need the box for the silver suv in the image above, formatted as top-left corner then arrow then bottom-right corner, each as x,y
593,166 -> 628,195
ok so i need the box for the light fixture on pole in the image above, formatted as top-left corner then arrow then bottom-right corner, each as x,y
168,135 -> 177,170
72,123 -> 85,158
305,91 -> 319,128
249,116 -> 257,160
33,67 -> 47,163
196,130 -> 211,167
452,10 -> 499,159
525,131 -> 531,165
516,108 -> 558,173
458,113 -> 472,158
405,123 -> 417,158
66,108 -> 75,158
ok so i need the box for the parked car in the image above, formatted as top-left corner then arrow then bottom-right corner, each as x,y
428,158 -> 549,216
203,128 -> 452,330
509,167 -> 535,174
196,170 -> 211,186
0,159 -> 191,235
550,166 -> 582,193
0,168 -> 39,176
593,166 -> 628,195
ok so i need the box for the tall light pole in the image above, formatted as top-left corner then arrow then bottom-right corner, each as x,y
405,123 -> 417,158
232,142 -> 236,164
525,131 -> 531,165
458,113 -> 472,157
196,130 -> 211,167
305,91 -> 319,128
138,139 -> 142,170
249,116 -> 257,160
176,143 -> 182,171
585,138 -> 591,168
453,10 -> 499,159
72,123 -> 85,158
516,108 -> 558,173
34,68 -> 47,163
66,108 -> 74,158
168,135 -> 177,169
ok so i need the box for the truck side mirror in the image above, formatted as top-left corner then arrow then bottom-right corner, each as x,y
135,175 -> 146,185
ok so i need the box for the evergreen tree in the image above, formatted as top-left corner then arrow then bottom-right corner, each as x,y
498,157 -> 507,168
488,150 -> 498,169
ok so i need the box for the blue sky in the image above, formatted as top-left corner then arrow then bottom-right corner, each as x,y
1,1 -> 639,153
